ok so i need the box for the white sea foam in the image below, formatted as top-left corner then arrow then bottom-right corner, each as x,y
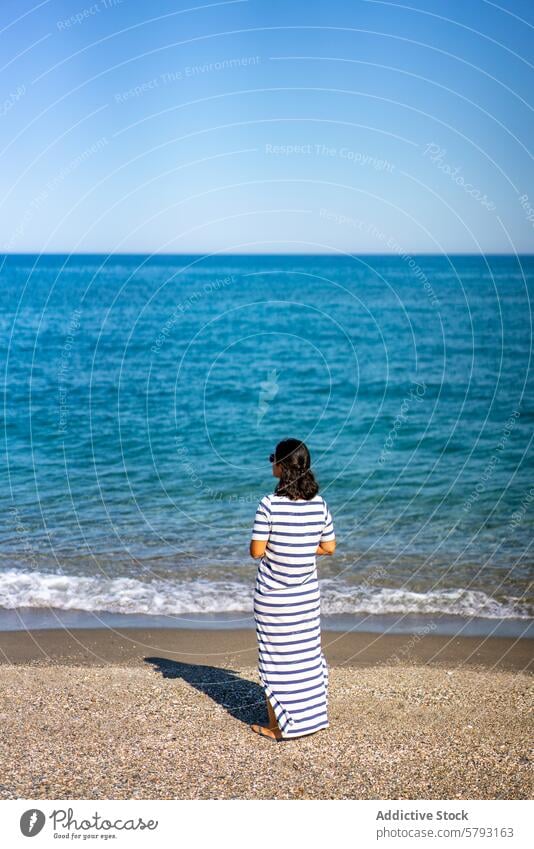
0,569 -> 531,620
0,570 -> 253,614
318,580 -> 531,619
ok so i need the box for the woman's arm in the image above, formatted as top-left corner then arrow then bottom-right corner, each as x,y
250,497 -> 271,558
250,540 -> 268,559
316,540 -> 336,555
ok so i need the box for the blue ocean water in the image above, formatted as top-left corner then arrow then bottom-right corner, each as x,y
0,253 -> 532,635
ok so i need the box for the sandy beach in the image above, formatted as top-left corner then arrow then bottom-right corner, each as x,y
0,627 -> 531,800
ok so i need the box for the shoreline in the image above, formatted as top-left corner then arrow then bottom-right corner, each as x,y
0,626 -> 531,671
0,605 -> 532,639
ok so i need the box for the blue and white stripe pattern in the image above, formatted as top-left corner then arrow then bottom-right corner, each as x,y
252,492 -> 335,739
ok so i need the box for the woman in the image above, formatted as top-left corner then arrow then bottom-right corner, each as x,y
249,438 -> 336,741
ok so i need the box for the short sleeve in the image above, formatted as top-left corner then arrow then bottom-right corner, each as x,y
320,499 -> 335,542
251,496 -> 272,541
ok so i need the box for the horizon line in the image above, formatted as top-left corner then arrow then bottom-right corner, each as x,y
2,251 -> 534,258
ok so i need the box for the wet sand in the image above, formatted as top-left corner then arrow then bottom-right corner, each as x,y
0,626 -> 531,670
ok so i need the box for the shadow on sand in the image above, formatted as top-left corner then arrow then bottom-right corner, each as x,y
144,657 -> 268,727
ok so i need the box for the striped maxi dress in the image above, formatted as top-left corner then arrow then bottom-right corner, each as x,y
251,492 -> 335,739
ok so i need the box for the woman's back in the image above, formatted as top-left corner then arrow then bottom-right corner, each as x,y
252,492 -> 335,586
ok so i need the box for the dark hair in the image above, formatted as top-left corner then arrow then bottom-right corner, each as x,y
272,438 -> 319,501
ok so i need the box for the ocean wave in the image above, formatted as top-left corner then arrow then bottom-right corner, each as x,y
0,569 -> 531,620
0,570 -> 253,615
318,580 -> 532,619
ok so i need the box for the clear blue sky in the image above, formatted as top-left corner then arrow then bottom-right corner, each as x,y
1,0 -> 533,253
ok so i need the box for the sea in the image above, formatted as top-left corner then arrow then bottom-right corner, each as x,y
0,253 -> 532,637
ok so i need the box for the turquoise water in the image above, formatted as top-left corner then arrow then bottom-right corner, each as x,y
0,254 -> 532,634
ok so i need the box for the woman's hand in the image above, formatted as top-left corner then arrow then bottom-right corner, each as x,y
250,540 -> 267,559
316,540 -> 336,555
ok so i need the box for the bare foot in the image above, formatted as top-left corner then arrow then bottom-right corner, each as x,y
250,723 -> 283,741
